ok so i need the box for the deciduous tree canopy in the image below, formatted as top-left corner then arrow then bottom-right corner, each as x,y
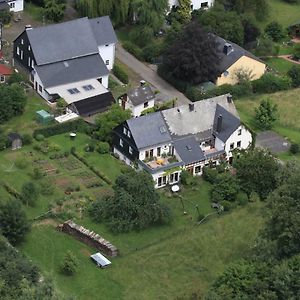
162,22 -> 221,84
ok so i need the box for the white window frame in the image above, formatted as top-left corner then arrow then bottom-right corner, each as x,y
129,146 -> 133,154
0,75 -> 5,83
119,138 -> 123,147
16,46 -> 20,55
123,127 -> 127,135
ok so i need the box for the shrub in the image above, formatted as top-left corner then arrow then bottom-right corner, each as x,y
265,21 -> 285,42
252,74 -> 291,94
22,133 -> 33,145
39,180 -> 55,195
60,251 -> 79,276
112,63 -> 129,84
32,167 -> 44,180
8,72 -> 26,85
129,26 -> 153,48
122,41 -> 144,61
249,191 -> 260,202
180,170 -> 193,185
288,66 -> 300,87
290,143 -> 300,154
236,192 -> 248,206
220,200 -> 232,211
97,141 -> 110,154
202,167 -> 218,184
35,134 -> 45,141
142,43 -> 164,63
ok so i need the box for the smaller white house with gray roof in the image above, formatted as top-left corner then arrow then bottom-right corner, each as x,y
113,94 -> 252,188
13,16 -> 117,117
119,85 -> 156,117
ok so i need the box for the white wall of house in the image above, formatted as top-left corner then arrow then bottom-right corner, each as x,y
121,98 -> 155,117
113,148 -> 133,166
168,0 -> 214,10
214,137 -> 225,151
98,44 -> 115,70
224,125 -> 252,157
33,71 -> 52,101
8,0 -> 23,12
153,169 -> 181,189
139,144 -> 172,161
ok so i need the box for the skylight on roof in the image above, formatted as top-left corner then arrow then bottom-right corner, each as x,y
159,126 -> 166,134
82,84 -> 95,91
68,88 -> 80,95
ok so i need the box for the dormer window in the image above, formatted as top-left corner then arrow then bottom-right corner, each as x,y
68,88 -> 80,94
82,84 -> 94,91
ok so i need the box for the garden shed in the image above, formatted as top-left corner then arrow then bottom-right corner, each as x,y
7,132 -> 22,150
36,110 -> 53,124
90,252 -> 111,268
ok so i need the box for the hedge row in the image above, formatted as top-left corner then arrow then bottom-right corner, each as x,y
71,150 -> 112,185
158,64 -> 294,102
2,181 -> 21,200
113,63 -> 129,84
33,119 -> 88,138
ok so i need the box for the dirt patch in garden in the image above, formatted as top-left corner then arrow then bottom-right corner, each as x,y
54,177 -> 72,189
80,248 -> 92,257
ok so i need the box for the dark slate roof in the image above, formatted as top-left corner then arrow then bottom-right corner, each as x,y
127,86 -> 155,106
126,112 -> 172,149
72,92 -> 115,117
35,54 -> 108,88
174,136 -> 205,165
0,1 -> 9,10
8,132 -> 21,141
25,16 -> 116,66
216,36 -> 265,74
89,16 -> 118,46
213,104 -> 240,142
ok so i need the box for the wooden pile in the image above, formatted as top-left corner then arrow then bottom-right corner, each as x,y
58,220 -> 118,257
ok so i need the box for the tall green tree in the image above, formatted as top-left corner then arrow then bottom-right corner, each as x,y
89,169 -> 172,233
44,0 -> 66,22
21,182 -> 39,207
94,104 -> 131,143
162,22 -> 221,84
234,148 -> 279,199
0,200 -> 30,245
255,99 -> 278,130
177,0 -> 192,24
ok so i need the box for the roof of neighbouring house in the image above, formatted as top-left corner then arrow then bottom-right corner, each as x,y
127,85 -> 155,106
0,0 -> 9,10
8,132 -> 21,141
35,54 -> 108,88
72,91 -> 115,116
213,104 -> 241,142
174,136 -> 205,165
126,112 -> 172,149
216,36 -> 265,73
23,16 -> 117,66
90,252 -> 111,267
162,94 -> 239,139
0,64 -> 13,75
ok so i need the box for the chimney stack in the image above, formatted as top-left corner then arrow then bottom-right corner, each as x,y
217,115 -> 222,133
227,95 -> 232,103
25,24 -> 32,30
140,80 -> 146,86
223,43 -> 233,55
189,103 -> 194,112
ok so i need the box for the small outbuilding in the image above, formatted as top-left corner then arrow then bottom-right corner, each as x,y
90,252 -> 111,268
36,110 -> 53,124
0,64 -> 13,83
7,132 -> 22,150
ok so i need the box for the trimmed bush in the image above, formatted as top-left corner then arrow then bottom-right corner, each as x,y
97,141 -> 110,154
220,200 -> 232,211
142,43 -> 165,63
252,74 -> 291,94
122,41 -> 144,61
112,63 -> 129,84
33,119 -> 88,138
202,167 -> 218,184
35,134 -> 45,141
290,143 -> 300,154
237,192 -> 248,206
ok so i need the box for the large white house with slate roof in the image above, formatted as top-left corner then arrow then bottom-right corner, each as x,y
13,16 -> 117,117
113,94 -> 252,188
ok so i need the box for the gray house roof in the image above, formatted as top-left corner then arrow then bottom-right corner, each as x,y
127,112 -> 172,149
213,104 -> 241,142
216,36 -> 265,74
162,94 -> 239,138
35,54 -> 108,88
174,136 -> 205,165
26,16 -> 116,66
127,86 -> 155,106
90,16 -> 118,46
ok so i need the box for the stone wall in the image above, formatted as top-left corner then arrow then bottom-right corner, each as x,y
58,220 -> 118,257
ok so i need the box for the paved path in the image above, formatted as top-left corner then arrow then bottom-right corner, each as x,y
116,44 -> 191,106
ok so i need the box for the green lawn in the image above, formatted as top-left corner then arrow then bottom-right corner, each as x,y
20,201 -> 264,300
258,0 -> 300,29
265,57 -> 295,74
235,87 -> 300,160
2,94 -> 52,135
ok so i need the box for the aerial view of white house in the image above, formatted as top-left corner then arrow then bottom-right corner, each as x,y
168,0 -> 214,10
0,0 -> 23,12
13,16 -> 117,117
113,94 -> 252,188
